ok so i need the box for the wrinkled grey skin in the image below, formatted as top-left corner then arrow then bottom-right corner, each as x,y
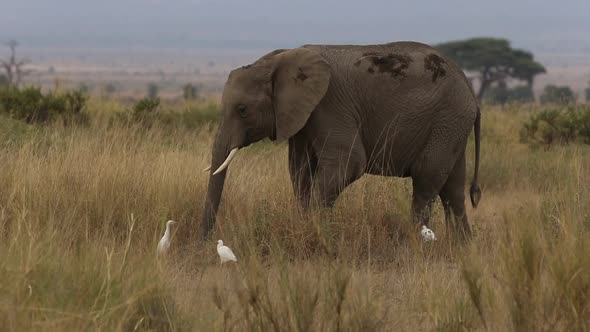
202,41 -> 481,240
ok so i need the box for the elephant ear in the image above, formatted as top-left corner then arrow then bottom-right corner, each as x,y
272,48 -> 331,141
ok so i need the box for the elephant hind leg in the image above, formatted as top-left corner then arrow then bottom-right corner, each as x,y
312,137 -> 367,208
439,152 -> 472,240
411,109 -> 474,238
411,177 -> 443,228
410,141 -> 459,228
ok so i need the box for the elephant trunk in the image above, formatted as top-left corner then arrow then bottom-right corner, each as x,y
201,131 -> 232,239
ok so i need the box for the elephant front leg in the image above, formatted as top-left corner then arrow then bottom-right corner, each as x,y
313,162 -> 365,207
288,137 -> 317,209
312,143 -> 367,208
314,168 -> 345,207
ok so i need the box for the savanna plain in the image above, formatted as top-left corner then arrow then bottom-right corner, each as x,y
1,100 -> 589,331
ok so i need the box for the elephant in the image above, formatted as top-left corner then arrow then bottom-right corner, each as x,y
201,41 -> 481,240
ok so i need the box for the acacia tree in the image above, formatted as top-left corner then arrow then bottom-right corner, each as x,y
436,38 -> 546,100
1,40 -> 31,87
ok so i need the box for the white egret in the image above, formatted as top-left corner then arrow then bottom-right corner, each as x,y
217,240 -> 237,263
157,220 -> 176,256
421,225 -> 437,242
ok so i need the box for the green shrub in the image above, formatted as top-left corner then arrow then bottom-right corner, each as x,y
147,83 -> 159,98
509,86 -> 535,103
0,86 -> 88,124
540,85 -> 575,105
0,74 -> 8,87
183,83 -> 200,100
133,97 -> 160,114
64,89 -> 88,115
78,83 -> 90,94
578,110 -> 590,144
103,83 -> 117,96
132,97 -> 160,126
520,106 -> 590,147
484,84 -> 535,105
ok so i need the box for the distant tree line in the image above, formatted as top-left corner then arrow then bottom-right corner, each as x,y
3,38 -> 588,105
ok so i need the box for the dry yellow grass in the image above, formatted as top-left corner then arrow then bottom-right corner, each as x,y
0,103 -> 589,331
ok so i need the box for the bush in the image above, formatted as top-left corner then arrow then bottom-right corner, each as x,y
132,97 -> 160,125
585,87 -> 590,103
509,86 -> 535,103
520,105 -> 590,147
577,110 -> 590,144
0,86 -> 88,123
0,74 -> 8,87
78,83 -> 90,94
133,97 -> 160,114
103,83 -> 117,96
540,85 -> 575,105
484,84 -> 535,105
64,89 -> 88,115
183,83 -> 200,100
147,83 -> 159,98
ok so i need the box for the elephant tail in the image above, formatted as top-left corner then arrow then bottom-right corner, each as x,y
469,106 -> 482,208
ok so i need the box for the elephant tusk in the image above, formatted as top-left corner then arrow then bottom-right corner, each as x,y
212,148 -> 239,175
203,166 -> 211,172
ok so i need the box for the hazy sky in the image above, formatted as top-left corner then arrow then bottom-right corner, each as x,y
1,0 -> 589,51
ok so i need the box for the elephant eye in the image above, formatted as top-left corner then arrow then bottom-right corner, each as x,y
236,104 -> 247,118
